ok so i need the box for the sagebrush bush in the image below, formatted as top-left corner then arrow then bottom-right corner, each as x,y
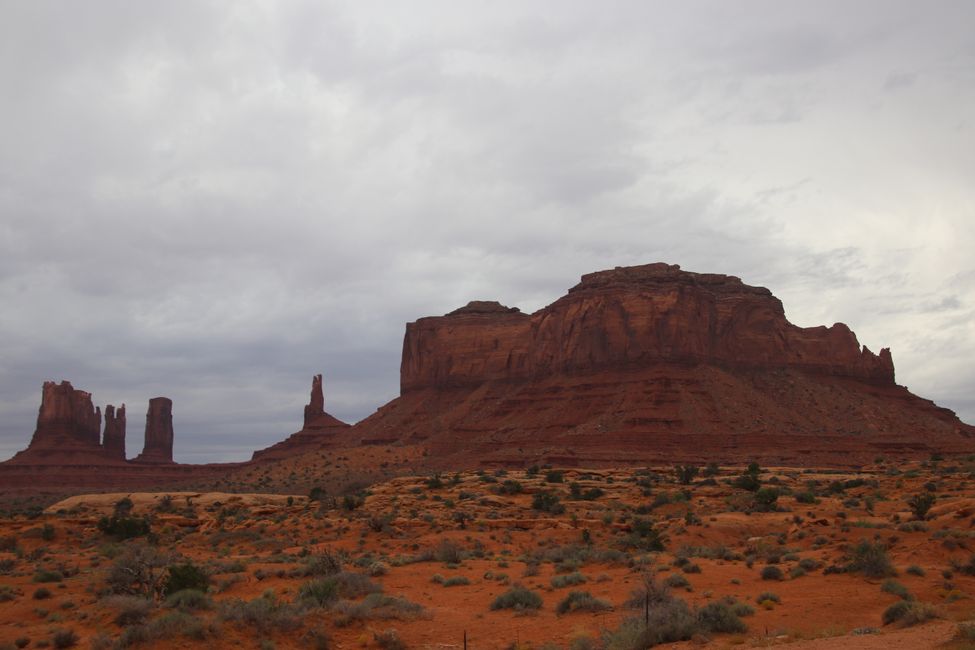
760,565 -> 783,581
882,600 -> 940,627
556,591 -> 611,615
490,585 -> 543,611
847,541 -> 895,578
551,572 -> 588,589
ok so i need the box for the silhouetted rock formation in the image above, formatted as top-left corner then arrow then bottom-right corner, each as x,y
134,398 -> 174,464
354,262 -> 974,465
28,380 -> 102,450
252,373 -> 350,462
102,404 -> 126,460
304,374 -> 325,425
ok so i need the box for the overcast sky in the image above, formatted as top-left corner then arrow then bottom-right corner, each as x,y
1,1 -> 974,463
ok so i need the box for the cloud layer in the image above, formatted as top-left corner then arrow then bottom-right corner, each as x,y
2,1 -> 974,461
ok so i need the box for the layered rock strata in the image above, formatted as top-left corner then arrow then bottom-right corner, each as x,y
353,263 -> 973,465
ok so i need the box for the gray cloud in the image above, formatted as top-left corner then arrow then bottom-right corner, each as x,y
2,1 -> 975,462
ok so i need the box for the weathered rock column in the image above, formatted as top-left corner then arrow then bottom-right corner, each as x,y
102,404 -> 126,460
303,374 -> 325,425
134,397 -> 174,463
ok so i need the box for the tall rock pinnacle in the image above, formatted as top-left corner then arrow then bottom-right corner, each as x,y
102,404 -> 126,460
303,374 -> 325,426
134,397 -> 174,464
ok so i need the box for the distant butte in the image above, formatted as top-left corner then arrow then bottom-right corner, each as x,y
349,262 -> 973,465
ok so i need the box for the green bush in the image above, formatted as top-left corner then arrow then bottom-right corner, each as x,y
907,493 -> 935,520
104,595 -> 153,625
97,516 -> 150,540
298,578 -> 340,607
664,573 -> 690,588
490,585 -> 543,611
532,492 -> 566,514
51,629 -> 79,649
163,563 -> 209,597
33,570 -> 63,583
760,566 -> 783,581
556,591 -> 611,615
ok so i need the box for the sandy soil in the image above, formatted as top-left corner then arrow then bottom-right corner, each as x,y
2,460 -> 975,649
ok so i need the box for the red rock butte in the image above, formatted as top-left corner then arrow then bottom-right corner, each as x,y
349,262 -> 974,466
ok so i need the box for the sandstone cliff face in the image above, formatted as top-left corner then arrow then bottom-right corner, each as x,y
134,398 -> 174,464
102,404 -> 126,460
27,380 -> 102,450
401,264 -> 894,392
355,262 -> 972,466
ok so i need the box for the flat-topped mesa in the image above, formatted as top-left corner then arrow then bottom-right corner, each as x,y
400,262 -> 895,392
304,374 -> 325,426
28,380 -> 102,450
102,404 -> 126,460
133,398 -> 174,464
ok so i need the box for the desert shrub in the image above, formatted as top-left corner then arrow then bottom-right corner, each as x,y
165,589 -> 211,611
298,579 -> 340,607
0,585 -> 17,602
798,558 -> 820,572
755,591 -> 780,604
681,563 -> 701,574
908,493 -> 936,520
906,564 -> 926,576
556,591 -> 612,615
40,524 -> 55,541
753,488 -> 780,511
332,593 -> 424,626
33,587 -> 52,600
303,550 -> 343,577
51,629 -> 78,649
491,585 -> 543,611
162,562 -> 209,597
434,539 -> 464,564
664,573 -> 689,589
551,572 -> 588,589
218,593 -> 303,633
545,470 -> 564,483
760,565 -> 783,581
675,465 -> 698,485
117,611 -> 214,647
881,579 -> 912,600
497,480 -> 523,495
373,629 -> 405,650
882,600 -> 940,627
603,600 -> 699,648
443,576 -> 470,587
97,516 -> 150,540
732,463 -> 762,491
730,600 -> 755,617
795,491 -> 817,504
104,595 -> 153,626
532,492 -> 566,514
625,518 -> 666,551
33,569 -> 63,583
697,600 -> 748,633
847,541 -> 895,578
334,571 -> 382,598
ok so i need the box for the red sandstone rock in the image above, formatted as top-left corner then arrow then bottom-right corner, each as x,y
355,263 -> 973,465
304,374 -> 325,425
102,404 -> 126,460
134,397 -> 174,464
27,380 -> 102,450
252,373 -> 350,462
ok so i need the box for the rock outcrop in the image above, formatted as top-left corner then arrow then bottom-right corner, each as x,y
27,381 -> 102,450
304,374 -> 325,425
102,404 -> 126,460
134,398 -> 174,464
252,373 -> 351,462
354,263 -> 974,465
